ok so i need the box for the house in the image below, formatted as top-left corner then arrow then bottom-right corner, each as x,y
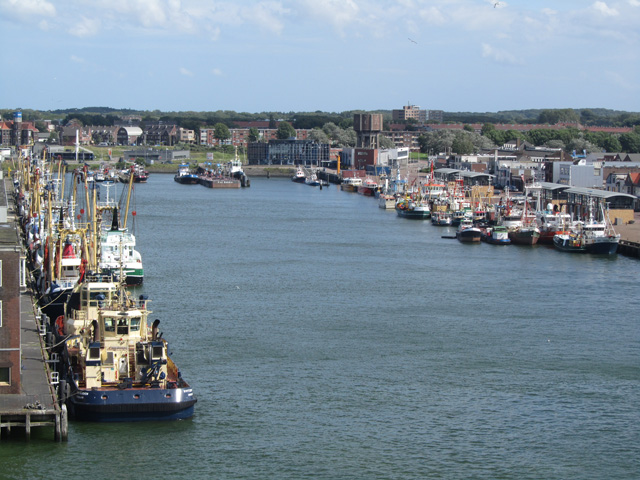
117,126 -> 143,146
625,172 -> 640,206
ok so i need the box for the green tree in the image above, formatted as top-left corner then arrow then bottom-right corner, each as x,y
463,124 -> 474,132
308,128 -> 329,144
276,121 -> 296,139
601,136 -> 622,153
481,123 -> 495,136
214,123 -> 230,143
451,132 -> 474,154
248,127 -> 260,142
619,132 -> 640,153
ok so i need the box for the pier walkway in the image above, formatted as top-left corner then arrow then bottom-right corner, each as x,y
0,293 -> 67,441
0,175 -> 67,441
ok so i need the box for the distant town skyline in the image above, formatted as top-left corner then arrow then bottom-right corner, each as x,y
2,0 -> 639,113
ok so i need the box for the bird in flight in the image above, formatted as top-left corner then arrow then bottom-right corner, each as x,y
494,1 -> 501,7
408,38 -> 417,44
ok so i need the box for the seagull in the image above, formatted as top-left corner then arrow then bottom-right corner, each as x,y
494,1 -> 500,7
408,38 -> 417,44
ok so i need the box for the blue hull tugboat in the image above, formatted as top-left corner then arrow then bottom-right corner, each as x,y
56,274 -> 196,422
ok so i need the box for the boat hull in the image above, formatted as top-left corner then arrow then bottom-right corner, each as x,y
509,229 -> 540,245
553,235 -> 586,253
174,175 -> 199,185
199,177 -> 241,188
67,386 -> 197,422
457,230 -> 482,242
584,239 -> 619,255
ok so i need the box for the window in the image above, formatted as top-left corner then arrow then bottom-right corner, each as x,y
0,367 -> 10,385
88,347 -> 100,360
130,318 -> 141,332
117,318 -> 128,335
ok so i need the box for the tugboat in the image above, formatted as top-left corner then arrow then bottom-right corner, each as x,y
174,164 -> 199,185
56,273 -> 196,421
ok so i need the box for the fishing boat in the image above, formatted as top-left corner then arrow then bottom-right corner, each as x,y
228,147 -> 250,187
456,218 -> 482,243
291,166 -> 306,183
553,231 -> 586,253
507,191 -> 540,245
508,225 -> 540,245
305,172 -> 321,186
99,208 -> 144,285
482,225 -> 511,245
174,164 -> 199,185
536,210 -> 572,244
357,178 -> 379,196
395,197 -> 431,219
340,177 -> 362,192
581,202 -> 620,254
56,274 -> 196,421
378,193 -> 396,209
431,210 -> 453,226
119,164 -> 149,183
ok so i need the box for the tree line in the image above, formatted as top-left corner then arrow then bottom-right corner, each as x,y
418,124 -> 640,155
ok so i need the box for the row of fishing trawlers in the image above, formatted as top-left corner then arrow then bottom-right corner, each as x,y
337,169 -> 621,255
14,157 -> 196,422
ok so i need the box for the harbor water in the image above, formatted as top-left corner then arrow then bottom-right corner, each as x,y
2,175 -> 638,479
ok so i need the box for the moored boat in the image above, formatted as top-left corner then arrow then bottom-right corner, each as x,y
197,164 -> 241,188
508,225 -> 540,245
395,197 -> 431,219
340,177 -> 362,192
357,178 -> 379,196
57,275 -> 196,421
174,164 -> 199,185
456,218 -> 482,243
553,232 -> 586,253
291,166 -> 306,183
431,210 -> 453,226
482,225 -> 511,245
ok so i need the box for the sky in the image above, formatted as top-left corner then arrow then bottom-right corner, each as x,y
1,0 -> 640,114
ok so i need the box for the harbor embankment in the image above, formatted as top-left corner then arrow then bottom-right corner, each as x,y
0,177 -> 68,441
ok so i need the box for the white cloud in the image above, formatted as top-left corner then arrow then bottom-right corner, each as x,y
70,55 -> 85,63
211,68 -> 223,76
591,1 -> 619,16
630,0 -> 640,6
481,43 -> 521,65
300,0 -> 359,33
0,0 -> 56,20
180,67 -> 194,77
69,15 -> 101,37
418,6 -> 446,26
243,2 -> 289,34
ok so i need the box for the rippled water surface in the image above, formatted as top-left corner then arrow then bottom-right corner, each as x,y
3,175 -> 638,479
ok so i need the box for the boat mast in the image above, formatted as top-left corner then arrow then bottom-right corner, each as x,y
122,167 -> 135,230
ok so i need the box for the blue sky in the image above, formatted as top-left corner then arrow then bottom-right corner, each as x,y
2,0 -> 640,114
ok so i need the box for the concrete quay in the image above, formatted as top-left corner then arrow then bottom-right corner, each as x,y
0,177 -> 67,441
